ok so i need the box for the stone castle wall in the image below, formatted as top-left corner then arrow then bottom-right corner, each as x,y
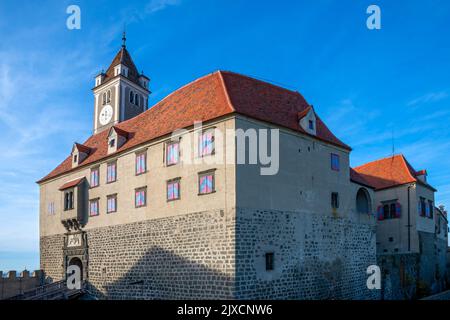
378,233 -> 449,300
235,208 -> 379,300
40,208 -> 379,299
41,208 -> 236,299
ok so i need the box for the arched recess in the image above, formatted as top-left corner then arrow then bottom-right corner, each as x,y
356,187 -> 371,214
68,257 -> 84,281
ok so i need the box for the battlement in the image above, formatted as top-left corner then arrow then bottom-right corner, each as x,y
0,269 -> 45,299
1,270 -> 44,280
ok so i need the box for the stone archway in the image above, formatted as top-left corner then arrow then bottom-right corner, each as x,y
68,257 -> 84,281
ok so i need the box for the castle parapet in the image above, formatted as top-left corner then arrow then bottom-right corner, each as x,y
0,269 -> 45,299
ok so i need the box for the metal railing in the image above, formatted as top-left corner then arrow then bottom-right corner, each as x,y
8,279 -> 86,300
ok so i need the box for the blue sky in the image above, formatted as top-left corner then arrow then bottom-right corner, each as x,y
0,0 -> 449,271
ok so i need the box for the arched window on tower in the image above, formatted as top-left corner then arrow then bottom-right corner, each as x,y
107,90 -> 111,103
102,92 -> 107,105
129,90 -> 134,104
135,93 -> 139,107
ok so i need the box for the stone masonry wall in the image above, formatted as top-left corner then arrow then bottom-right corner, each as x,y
235,208 -> 379,300
40,234 -> 65,282
41,208 -> 236,300
378,253 -> 419,300
40,207 -> 379,299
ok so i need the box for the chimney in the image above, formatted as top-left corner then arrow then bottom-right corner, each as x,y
416,169 -> 427,183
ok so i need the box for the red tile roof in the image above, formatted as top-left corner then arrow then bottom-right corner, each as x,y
109,126 -> 129,138
104,47 -> 141,86
58,177 -> 85,191
73,143 -> 91,154
38,71 -> 350,184
350,168 -> 374,188
352,154 -> 436,191
416,169 -> 427,176
297,106 -> 312,120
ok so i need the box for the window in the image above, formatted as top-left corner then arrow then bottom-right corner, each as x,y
90,167 -> 99,188
377,201 -> 401,220
308,120 -> 314,130
106,90 -> 111,103
265,252 -> 274,271
89,199 -> 99,217
47,202 -> 55,215
135,152 -> 146,175
199,130 -> 214,157
107,194 -> 117,213
167,179 -> 180,201
73,154 -> 78,163
64,190 -> 74,211
331,153 -> 340,171
107,162 -> 117,183
199,171 -> 215,195
427,200 -> 433,219
331,192 -> 339,209
419,197 -> 426,217
109,138 -> 115,148
130,91 -> 134,103
166,141 -> 180,166
135,93 -> 139,106
102,92 -> 106,105
135,187 -> 147,207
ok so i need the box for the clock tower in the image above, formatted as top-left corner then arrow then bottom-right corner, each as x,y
93,33 -> 150,134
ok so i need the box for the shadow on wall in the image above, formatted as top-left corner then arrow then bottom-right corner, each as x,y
86,246 -> 234,300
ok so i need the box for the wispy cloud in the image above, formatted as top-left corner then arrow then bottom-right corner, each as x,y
145,0 -> 181,14
407,91 -> 448,107
124,0 -> 182,24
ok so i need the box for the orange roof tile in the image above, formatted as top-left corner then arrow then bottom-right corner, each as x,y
38,71 -> 350,184
350,168 -> 374,188
353,154 -> 436,191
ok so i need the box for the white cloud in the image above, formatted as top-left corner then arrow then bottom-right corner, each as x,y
407,91 -> 448,107
145,0 -> 181,14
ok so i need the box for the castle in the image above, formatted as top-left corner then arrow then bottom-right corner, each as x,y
36,37 -> 448,300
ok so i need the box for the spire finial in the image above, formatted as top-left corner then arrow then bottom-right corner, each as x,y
122,25 -> 126,48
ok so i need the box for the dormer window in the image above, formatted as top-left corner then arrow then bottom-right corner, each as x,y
114,64 -> 128,77
71,143 -> 91,168
298,106 -> 317,136
107,126 -> 129,154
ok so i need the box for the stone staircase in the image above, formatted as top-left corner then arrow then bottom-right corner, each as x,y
8,279 -> 86,300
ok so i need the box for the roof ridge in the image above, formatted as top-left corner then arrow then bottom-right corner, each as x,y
217,71 -> 236,112
218,70 -> 304,98
399,154 -> 418,181
353,153 -> 404,170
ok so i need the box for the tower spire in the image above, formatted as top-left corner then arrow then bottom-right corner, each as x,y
122,26 -> 126,48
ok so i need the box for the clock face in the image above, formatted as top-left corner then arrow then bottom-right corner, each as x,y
99,105 -> 113,126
